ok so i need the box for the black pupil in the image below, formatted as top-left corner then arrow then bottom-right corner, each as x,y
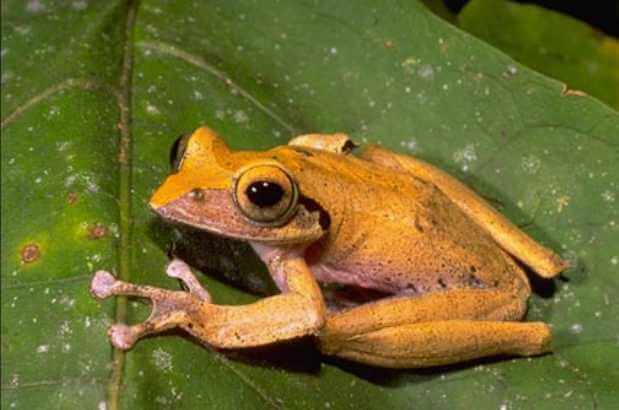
246,181 -> 284,207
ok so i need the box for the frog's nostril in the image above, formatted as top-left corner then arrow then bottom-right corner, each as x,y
189,188 -> 205,201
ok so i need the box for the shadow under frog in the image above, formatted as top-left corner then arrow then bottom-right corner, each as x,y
148,217 -> 276,297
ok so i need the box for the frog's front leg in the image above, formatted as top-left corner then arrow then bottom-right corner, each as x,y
91,252 -> 326,350
319,289 -> 552,368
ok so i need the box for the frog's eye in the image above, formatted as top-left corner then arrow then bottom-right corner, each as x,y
169,133 -> 191,171
234,165 -> 298,224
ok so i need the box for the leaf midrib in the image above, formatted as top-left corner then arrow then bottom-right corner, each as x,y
106,2 -> 290,409
107,0 -> 138,409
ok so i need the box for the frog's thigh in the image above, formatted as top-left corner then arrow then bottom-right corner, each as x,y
361,145 -> 567,278
322,320 -> 551,368
319,288 -> 551,368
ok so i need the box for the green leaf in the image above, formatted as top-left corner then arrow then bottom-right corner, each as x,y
458,0 -> 619,110
2,1 -> 618,409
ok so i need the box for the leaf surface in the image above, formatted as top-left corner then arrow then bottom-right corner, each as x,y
458,0 -> 619,110
2,1 -> 618,409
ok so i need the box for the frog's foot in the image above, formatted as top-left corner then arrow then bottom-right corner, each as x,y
90,266 -> 208,350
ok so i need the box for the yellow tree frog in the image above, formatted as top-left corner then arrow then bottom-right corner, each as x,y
90,126 -> 567,368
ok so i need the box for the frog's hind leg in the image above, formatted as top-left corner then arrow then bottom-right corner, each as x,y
321,320 -> 551,368
90,260 -> 208,350
360,145 -> 568,278
288,133 -> 356,154
319,288 -> 551,368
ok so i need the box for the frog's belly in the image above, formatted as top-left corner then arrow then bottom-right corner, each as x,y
311,238 -> 523,296
311,262 -> 486,295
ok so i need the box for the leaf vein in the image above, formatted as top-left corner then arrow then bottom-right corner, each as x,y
1,376 -> 106,391
212,354 -> 283,409
106,1 -> 139,409
1,273 -> 92,291
1,78 -> 118,130
136,40 -> 297,135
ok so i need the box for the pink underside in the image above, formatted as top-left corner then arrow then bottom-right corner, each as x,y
249,242 -> 469,296
249,242 -> 291,291
310,263 -> 376,290
309,260 -> 479,296
249,242 -> 376,293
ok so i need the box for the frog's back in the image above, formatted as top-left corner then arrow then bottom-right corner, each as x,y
289,149 -> 530,298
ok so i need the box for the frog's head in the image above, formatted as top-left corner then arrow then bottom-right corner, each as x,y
150,127 -> 327,245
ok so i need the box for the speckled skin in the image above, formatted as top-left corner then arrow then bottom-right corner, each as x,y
287,153 -> 531,298
91,126 -> 567,368
153,127 -> 549,299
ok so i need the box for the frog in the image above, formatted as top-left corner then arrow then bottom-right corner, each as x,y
90,126 -> 568,368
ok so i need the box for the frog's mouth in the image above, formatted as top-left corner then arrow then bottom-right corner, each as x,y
151,188 -> 326,245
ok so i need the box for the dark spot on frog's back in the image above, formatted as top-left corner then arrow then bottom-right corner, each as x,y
405,283 -> 418,293
467,274 -> 485,288
298,195 -> 330,230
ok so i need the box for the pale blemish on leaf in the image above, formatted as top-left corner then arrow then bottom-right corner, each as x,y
453,144 -> 478,172
26,0 -> 45,13
569,323 -> 584,334
152,347 -> 173,372
521,154 -> 541,175
601,190 -> 615,203
399,138 -> 419,152
233,110 -> 249,123
505,64 -> 518,77
417,64 -> 435,80
146,103 -> 160,115
556,195 -> 571,213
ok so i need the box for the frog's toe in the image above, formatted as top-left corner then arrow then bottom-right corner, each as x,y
90,270 -> 117,299
108,309 -> 193,350
108,323 -> 138,350
165,259 -> 211,302
90,271 -> 171,302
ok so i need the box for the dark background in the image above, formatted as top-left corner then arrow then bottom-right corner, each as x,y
444,0 -> 619,37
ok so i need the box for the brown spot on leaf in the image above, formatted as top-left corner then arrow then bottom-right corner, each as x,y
88,224 -> 107,239
21,244 -> 40,263
384,40 -> 394,49
67,192 -> 78,205
561,83 -> 588,97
